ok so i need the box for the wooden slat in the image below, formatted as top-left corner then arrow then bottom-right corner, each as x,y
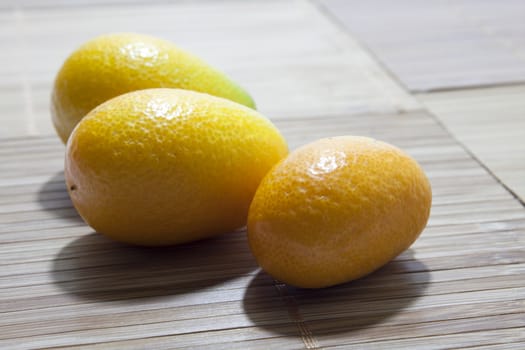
325,328 -> 525,350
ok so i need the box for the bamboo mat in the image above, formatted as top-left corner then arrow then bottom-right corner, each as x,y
419,85 -> 525,203
1,0 -> 525,349
320,0 -> 525,92
1,111 -> 525,349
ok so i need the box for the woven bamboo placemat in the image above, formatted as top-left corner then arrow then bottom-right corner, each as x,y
1,111 -> 524,349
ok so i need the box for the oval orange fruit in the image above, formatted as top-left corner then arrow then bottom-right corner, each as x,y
247,136 -> 432,288
52,33 -> 255,143
65,88 -> 287,246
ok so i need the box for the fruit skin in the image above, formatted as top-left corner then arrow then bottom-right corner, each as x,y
247,136 -> 432,289
52,32 -> 255,143
65,88 -> 287,246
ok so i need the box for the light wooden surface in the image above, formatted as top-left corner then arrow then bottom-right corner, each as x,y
419,85 -> 525,202
320,0 -> 525,92
1,0 -> 524,349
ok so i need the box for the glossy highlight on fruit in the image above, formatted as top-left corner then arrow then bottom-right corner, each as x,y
248,136 -> 432,288
52,32 -> 255,143
65,88 -> 287,246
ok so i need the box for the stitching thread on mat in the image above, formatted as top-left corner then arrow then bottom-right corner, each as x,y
273,280 -> 322,350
